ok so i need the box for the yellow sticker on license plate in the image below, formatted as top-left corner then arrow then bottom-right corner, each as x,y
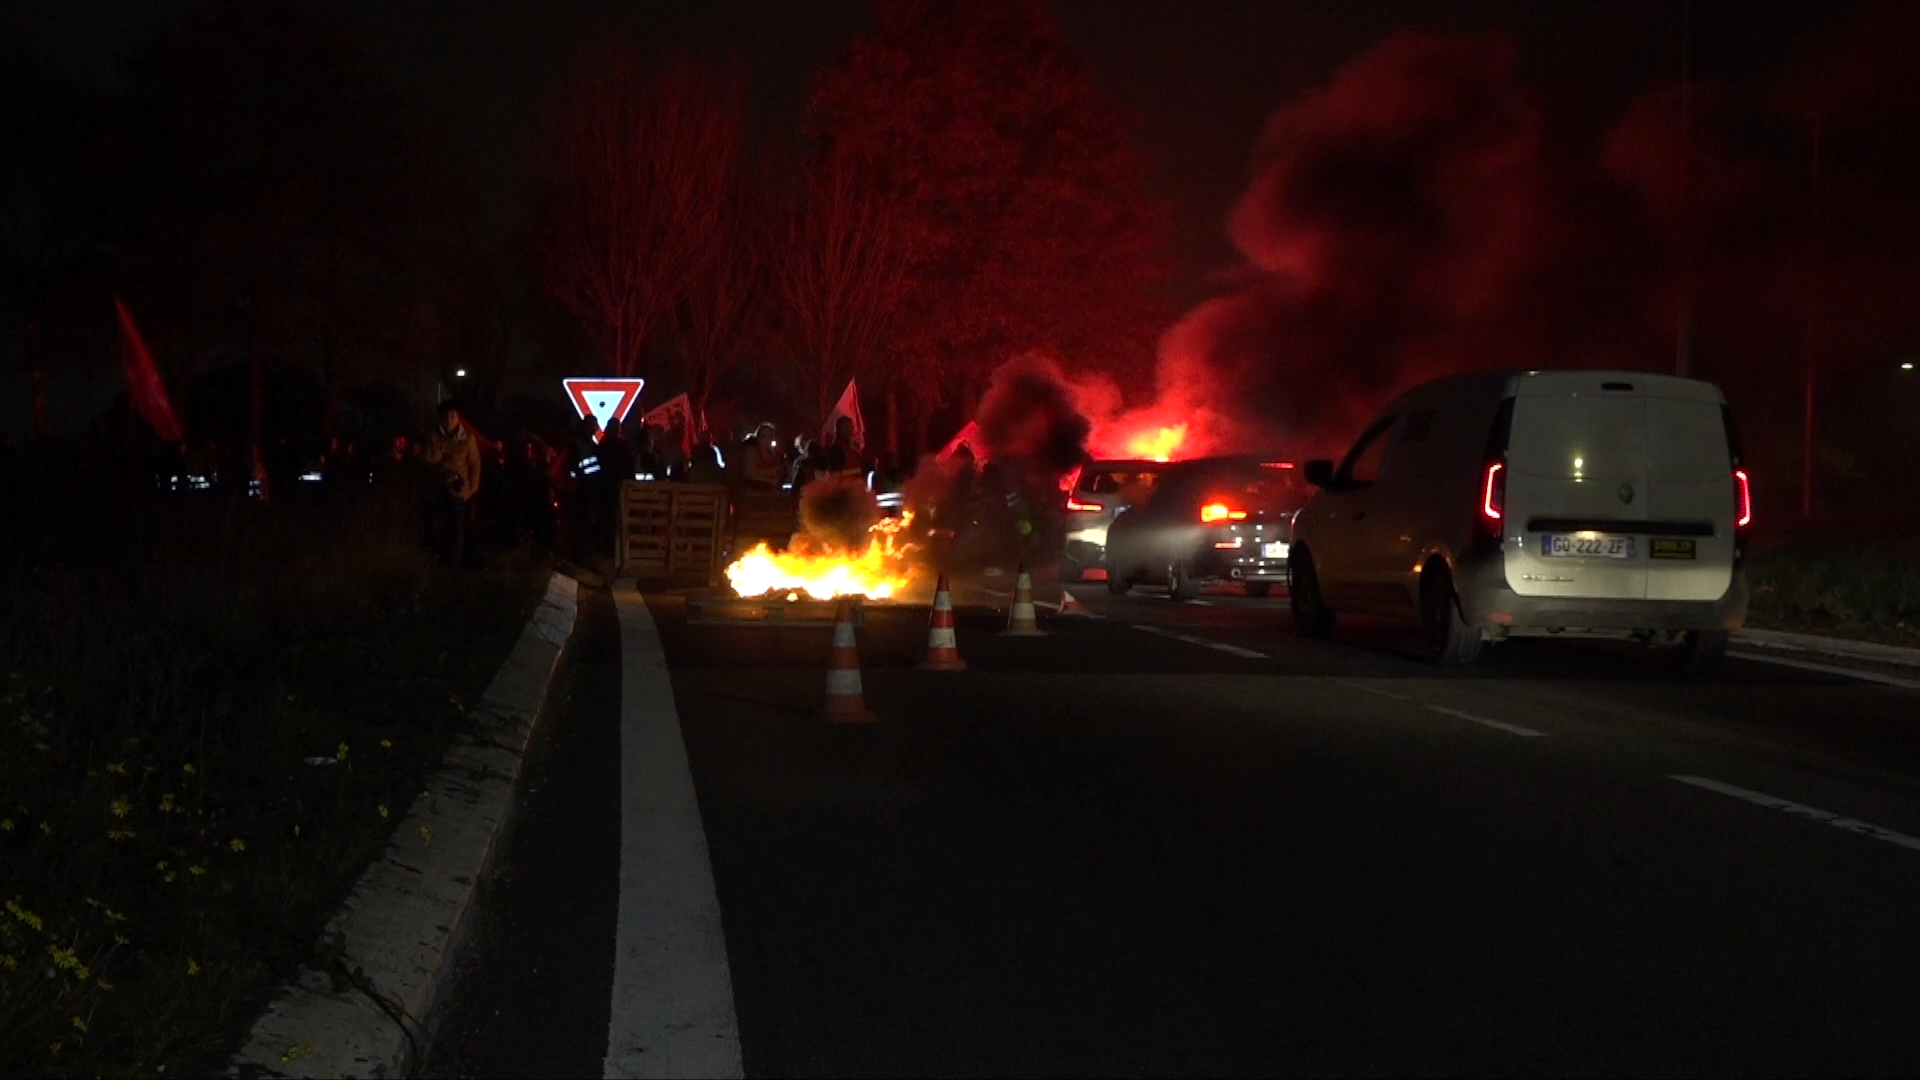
1650,538 -> 1696,560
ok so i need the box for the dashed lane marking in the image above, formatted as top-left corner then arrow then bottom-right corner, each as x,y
1333,679 -> 1413,702
1671,774 -> 1920,855
1425,704 -> 1550,738
1129,622 -> 1269,660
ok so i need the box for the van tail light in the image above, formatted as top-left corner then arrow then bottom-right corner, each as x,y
1733,468 -> 1752,529
1200,502 -> 1248,523
1480,461 -> 1506,526
1066,497 -> 1102,513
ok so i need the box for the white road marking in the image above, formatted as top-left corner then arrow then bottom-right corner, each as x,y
1670,774 -> 1920,855
1425,704 -> 1549,738
1185,599 -> 1215,606
1333,679 -> 1413,702
1128,622 -> 1267,659
1727,650 -> 1920,692
978,587 -> 1013,598
606,591 -> 743,1080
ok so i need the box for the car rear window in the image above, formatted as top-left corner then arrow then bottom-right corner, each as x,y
1081,470 -> 1160,495
1201,467 -> 1307,509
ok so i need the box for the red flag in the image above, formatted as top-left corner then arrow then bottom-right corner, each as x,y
114,296 -> 184,443
822,378 -> 865,450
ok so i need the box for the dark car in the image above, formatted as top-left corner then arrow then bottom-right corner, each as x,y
1104,454 -> 1307,599
1062,458 -> 1168,581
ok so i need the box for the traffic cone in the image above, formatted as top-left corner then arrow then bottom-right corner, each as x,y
1000,562 -> 1051,637
918,573 -> 967,671
821,597 -> 878,723
1056,589 -> 1089,617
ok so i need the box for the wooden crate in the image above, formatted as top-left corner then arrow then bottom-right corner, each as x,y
731,487 -> 800,555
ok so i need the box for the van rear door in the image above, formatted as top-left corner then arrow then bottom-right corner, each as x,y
1503,386 -> 1650,600
1641,394 -> 1736,601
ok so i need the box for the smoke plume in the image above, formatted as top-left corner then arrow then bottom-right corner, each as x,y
795,474 -> 881,555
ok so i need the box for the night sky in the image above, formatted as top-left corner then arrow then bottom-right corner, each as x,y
1,0 -> 1895,446
5,0 -> 1857,300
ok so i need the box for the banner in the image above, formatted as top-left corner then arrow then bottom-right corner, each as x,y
114,296 -> 184,444
938,420 -> 984,464
822,378 -> 865,451
641,392 -> 698,457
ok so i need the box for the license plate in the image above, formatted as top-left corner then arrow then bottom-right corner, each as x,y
1262,541 -> 1289,559
1542,534 -> 1634,559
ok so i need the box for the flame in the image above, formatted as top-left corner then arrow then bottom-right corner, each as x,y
1124,423 -> 1188,462
725,512 -> 919,601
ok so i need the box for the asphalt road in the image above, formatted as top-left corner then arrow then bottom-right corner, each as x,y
425,572 -> 1920,1079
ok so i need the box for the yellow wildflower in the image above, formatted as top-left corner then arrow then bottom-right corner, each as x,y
97,979 -> 114,991
0,819 -> 12,832
37,822 -> 51,836
229,838 -> 245,853
107,830 -> 135,841
163,870 -> 176,883
420,826 -> 432,844
106,762 -> 127,776
33,742 -> 49,753
189,864 -> 207,877
0,954 -> 16,970
159,793 -> 176,813
71,1016 -> 86,1034
186,958 -> 201,976
6,899 -> 44,933
381,739 -> 393,749
112,933 -> 129,947
110,798 -> 130,818
282,1044 -> 313,1064
337,742 -> 350,761
103,907 -> 124,923
155,860 -> 169,872
182,762 -> 196,775
377,805 -> 389,820
47,945 -> 89,980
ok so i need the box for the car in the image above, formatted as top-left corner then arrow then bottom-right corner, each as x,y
1103,454 -> 1308,600
1061,459 -> 1168,581
1289,368 -> 1751,670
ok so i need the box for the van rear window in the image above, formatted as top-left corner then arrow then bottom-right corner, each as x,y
1509,395 -> 1729,478
1081,470 -> 1160,495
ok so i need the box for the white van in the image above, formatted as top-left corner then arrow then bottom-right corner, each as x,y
1290,369 -> 1751,669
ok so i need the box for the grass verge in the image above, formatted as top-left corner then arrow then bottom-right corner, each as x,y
1745,545 -> 1920,648
0,479 -> 548,1078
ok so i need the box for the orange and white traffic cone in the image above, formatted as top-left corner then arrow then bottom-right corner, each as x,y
1056,589 -> 1089,617
1000,562 -> 1051,637
918,573 -> 967,671
821,597 -> 878,723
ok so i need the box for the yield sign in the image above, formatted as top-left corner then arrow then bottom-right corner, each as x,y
562,377 -> 645,442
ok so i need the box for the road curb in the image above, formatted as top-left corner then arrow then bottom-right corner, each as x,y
227,570 -> 582,1079
1735,627 -> 1920,670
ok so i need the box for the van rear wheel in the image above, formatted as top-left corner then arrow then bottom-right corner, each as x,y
1420,562 -> 1484,666
1290,548 -> 1335,638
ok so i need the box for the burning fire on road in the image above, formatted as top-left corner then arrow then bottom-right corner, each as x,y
725,512 -> 921,601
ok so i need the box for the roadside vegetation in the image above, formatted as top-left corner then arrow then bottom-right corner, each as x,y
0,475 -> 547,1078
1745,537 -> 1920,647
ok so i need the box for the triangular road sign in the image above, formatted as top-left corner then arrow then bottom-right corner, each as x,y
563,378 -> 645,442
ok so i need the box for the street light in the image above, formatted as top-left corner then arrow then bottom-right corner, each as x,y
455,368 -> 468,379
1904,362 -> 1915,372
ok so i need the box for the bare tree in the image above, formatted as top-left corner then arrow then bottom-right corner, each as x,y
770,155 -> 912,426
671,143 -> 770,418
535,48 -> 747,377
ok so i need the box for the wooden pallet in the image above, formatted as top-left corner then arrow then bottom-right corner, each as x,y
619,481 -> 729,584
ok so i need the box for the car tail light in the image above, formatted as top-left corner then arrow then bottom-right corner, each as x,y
1066,497 -> 1102,513
1261,461 -> 1296,470
1200,502 -> 1248,523
1733,468 -> 1751,529
1481,461 -> 1505,524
